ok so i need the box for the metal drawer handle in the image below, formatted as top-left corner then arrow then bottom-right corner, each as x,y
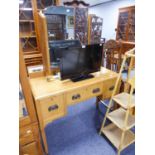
72,94 -> 81,100
109,85 -> 114,91
48,104 -> 58,112
92,88 -> 100,93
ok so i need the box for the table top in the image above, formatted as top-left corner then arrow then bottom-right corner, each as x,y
29,67 -> 118,100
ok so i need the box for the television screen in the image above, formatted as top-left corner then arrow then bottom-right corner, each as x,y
60,44 -> 103,81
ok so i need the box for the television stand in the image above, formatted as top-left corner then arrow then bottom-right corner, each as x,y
71,74 -> 94,82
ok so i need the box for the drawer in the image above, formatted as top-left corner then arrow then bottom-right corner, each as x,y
38,94 -> 66,125
102,78 -> 118,99
66,88 -> 87,105
20,125 -> 34,146
86,83 -> 103,98
22,142 -> 38,155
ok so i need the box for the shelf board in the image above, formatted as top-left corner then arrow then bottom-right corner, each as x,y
19,20 -> 34,23
20,32 -> 36,38
112,93 -> 135,109
107,108 -> 135,131
19,8 -> 33,11
24,53 -> 42,59
25,61 -> 42,65
101,123 -> 135,150
24,49 -> 40,55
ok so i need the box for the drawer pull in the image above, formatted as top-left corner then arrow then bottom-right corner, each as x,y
72,94 -> 81,100
48,104 -> 58,112
109,86 -> 114,91
92,88 -> 100,93
26,130 -> 32,134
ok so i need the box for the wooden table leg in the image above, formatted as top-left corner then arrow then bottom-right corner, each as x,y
96,95 -> 103,109
41,128 -> 48,154
96,97 -> 100,109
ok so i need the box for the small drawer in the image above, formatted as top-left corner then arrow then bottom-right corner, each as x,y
66,88 -> 86,105
102,78 -> 118,99
22,142 -> 38,155
20,125 -> 34,146
86,83 -> 103,98
38,94 -> 66,125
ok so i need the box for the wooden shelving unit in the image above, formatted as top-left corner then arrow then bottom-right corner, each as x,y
19,0 -> 60,67
116,6 -> 135,42
19,0 -> 42,67
100,49 -> 135,155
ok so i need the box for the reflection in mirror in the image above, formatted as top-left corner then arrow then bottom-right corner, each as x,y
44,6 -> 75,41
19,82 -> 28,118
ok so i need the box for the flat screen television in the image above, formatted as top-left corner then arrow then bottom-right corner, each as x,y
60,44 -> 103,81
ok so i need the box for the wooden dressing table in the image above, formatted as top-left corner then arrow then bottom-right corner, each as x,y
29,68 -> 120,153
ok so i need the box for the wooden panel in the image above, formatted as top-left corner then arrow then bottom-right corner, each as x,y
86,82 -> 103,98
38,94 -> 66,126
19,44 -> 37,123
66,88 -> 87,105
20,125 -> 34,146
22,142 -> 39,155
38,12 -> 51,76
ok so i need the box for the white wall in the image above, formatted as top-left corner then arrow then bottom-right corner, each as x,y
89,0 -> 135,40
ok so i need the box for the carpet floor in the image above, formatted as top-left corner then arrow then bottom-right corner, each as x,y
45,98 -> 135,155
